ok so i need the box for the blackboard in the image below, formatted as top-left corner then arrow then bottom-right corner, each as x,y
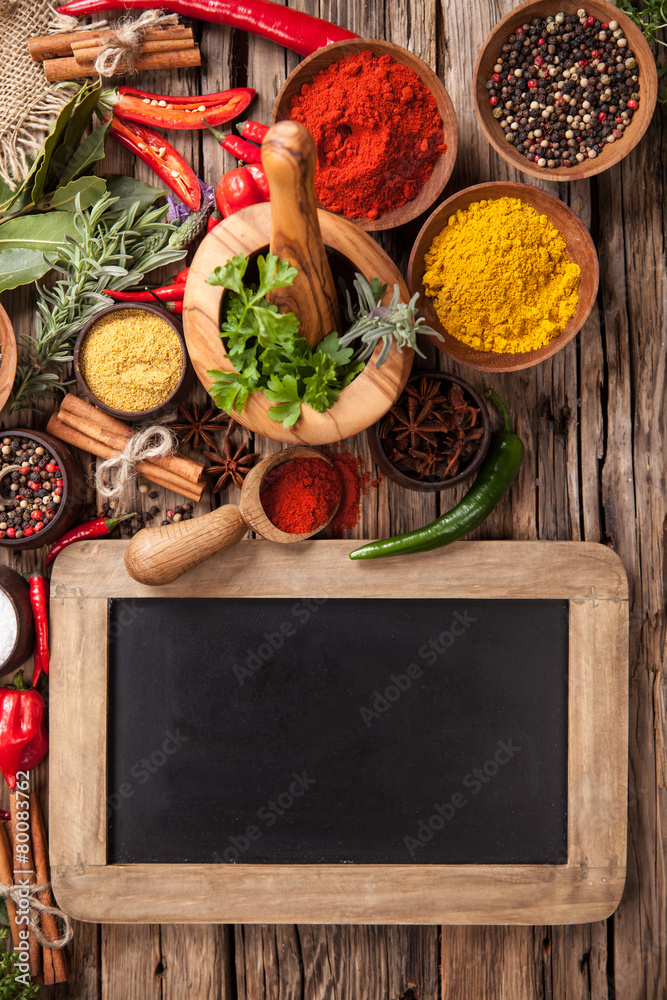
107,596 -> 569,866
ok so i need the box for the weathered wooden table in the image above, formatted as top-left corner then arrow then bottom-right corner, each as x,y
1,1 -> 665,996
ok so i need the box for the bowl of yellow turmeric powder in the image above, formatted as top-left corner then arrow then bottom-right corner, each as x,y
407,181 -> 599,372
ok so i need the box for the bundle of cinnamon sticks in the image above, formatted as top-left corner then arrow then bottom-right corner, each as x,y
0,793 -> 68,985
47,394 -> 206,502
28,25 -> 201,81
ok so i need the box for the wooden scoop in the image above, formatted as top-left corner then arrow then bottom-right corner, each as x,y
124,447 -> 340,586
262,120 -> 342,348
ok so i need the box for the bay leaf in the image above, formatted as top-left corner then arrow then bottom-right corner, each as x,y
104,175 -> 165,214
48,80 -> 103,186
29,87 -> 83,204
58,120 -> 110,186
0,211 -> 78,252
0,248 -> 52,292
37,176 -> 106,213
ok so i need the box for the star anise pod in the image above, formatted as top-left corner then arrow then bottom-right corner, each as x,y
203,438 -> 259,492
405,376 -> 451,409
408,446 -> 441,479
390,397 -> 443,451
171,402 -> 235,451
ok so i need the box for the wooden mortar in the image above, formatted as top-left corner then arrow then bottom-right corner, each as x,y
183,127 -> 413,445
124,447 -> 340,586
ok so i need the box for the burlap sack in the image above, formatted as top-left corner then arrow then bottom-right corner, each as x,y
0,0 -> 79,187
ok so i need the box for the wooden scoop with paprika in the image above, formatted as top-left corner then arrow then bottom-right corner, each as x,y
124,447 -> 340,586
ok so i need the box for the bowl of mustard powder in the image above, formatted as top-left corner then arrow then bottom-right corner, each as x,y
407,181 -> 599,372
74,304 -> 190,421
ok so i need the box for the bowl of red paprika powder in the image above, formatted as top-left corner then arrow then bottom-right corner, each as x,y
272,39 -> 458,231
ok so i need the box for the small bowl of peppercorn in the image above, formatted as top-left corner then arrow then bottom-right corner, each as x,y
368,372 -> 491,492
0,429 -> 86,550
474,0 -> 657,181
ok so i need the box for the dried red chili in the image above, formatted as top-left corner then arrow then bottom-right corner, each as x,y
259,457 -> 340,534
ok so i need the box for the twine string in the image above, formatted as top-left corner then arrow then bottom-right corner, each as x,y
0,882 -> 73,949
94,9 -> 179,76
96,425 -> 177,512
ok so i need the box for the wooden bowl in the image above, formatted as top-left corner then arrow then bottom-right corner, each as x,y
73,303 -> 191,423
183,202 -> 414,445
367,371 -> 491,492
271,39 -> 458,231
0,428 -> 86,551
0,565 -> 34,676
407,181 -> 599,372
474,0 -> 658,181
0,304 -> 17,416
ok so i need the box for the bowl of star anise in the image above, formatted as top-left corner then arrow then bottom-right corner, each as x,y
368,372 -> 491,491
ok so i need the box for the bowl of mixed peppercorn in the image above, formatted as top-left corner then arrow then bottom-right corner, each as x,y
474,0 -> 657,180
0,430 -> 86,550
368,372 -> 491,492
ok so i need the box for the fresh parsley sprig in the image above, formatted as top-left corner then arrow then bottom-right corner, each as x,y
206,253 -> 363,428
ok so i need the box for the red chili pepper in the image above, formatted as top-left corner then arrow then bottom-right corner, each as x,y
206,213 -> 222,233
216,166 -> 265,217
103,282 -> 187,303
109,116 -> 201,210
173,267 -> 190,283
28,567 -> 49,685
206,122 -> 263,163
55,0 -> 358,56
239,120 -> 269,143
112,85 -> 255,129
246,163 -> 270,201
0,672 -> 48,790
168,300 -> 184,315
45,513 -> 136,567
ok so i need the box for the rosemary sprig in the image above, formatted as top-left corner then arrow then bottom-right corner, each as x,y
338,274 -> 443,367
10,192 -> 188,411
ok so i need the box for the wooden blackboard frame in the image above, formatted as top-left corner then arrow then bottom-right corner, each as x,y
50,539 -> 628,925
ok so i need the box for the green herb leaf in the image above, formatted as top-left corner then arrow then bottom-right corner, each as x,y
29,87 -> 83,204
207,368 -> 257,413
207,253 -> 249,295
103,175 -> 165,214
317,330 -> 354,366
36,175 -> 107,213
47,79 -> 103,187
0,248 -> 53,292
0,211 -> 78,253
58,120 -> 111,186
256,252 -> 297,296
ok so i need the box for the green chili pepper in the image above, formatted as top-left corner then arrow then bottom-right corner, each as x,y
349,389 -> 524,561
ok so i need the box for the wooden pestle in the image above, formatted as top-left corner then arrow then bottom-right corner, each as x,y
261,121 -> 341,349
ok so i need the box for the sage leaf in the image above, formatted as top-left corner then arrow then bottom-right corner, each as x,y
0,248 -> 52,292
104,175 -> 165,214
0,211 -> 79,253
37,176 -> 107,213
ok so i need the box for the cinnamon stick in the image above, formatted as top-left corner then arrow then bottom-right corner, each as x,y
45,414 -> 205,502
8,793 -> 41,981
59,394 -> 204,486
28,25 -> 192,61
72,37 -> 195,64
43,46 -> 201,82
0,823 -> 20,949
29,794 -> 69,985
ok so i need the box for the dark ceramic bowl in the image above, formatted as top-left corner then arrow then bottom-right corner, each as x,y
73,303 -> 191,423
367,371 -> 491,492
0,565 -> 35,675
0,428 -> 86,551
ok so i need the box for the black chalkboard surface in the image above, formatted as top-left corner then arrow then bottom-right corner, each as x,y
107,597 -> 569,866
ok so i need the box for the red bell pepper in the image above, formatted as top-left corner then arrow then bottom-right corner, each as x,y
0,672 -> 48,790
111,85 -> 255,129
246,163 -> 270,200
109,116 -> 202,210
239,120 -> 269,144
55,0 -> 358,57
